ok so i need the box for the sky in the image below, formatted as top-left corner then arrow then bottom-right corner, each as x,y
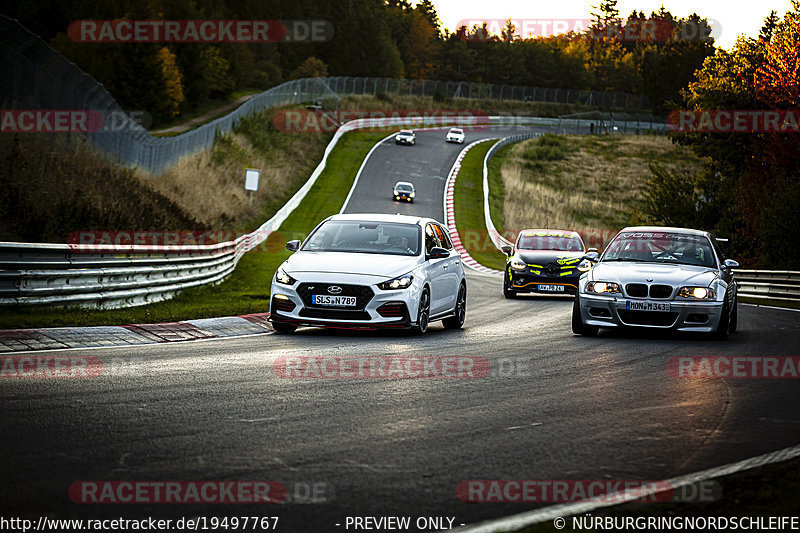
430,0 -> 794,49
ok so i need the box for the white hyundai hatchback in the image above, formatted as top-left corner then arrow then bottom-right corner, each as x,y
269,214 -> 467,334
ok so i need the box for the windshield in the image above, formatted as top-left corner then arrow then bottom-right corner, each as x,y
302,220 -> 420,256
603,231 -> 717,267
450,129 -> 463,134
517,232 -> 584,252
395,184 -> 413,192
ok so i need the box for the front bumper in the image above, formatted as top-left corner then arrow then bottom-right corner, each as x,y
393,194 -> 413,202
446,137 -> 465,143
508,270 -> 580,294
577,293 -> 724,332
269,280 -> 420,330
395,138 -> 414,145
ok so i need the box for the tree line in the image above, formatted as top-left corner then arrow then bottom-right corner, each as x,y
4,0 -> 715,124
640,2 -> 800,267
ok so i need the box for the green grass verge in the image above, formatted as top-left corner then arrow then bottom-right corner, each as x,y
487,144 -> 512,234
514,455 -> 800,532
452,140 -> 508,271
0,130 -> 389,329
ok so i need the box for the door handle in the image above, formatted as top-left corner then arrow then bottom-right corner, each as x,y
442,264 -> 448,269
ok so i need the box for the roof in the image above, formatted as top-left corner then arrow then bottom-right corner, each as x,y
518,229 -> 581,237
328,213 -> 431,225
619,226 -> 711,237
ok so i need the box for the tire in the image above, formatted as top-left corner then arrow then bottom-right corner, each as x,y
713,298 -> 732,340
271,322 -> 297,334
412,289 -> 430,335
571,295 -> 598,336
503,275 -> 517,299
443,283 -> 467,329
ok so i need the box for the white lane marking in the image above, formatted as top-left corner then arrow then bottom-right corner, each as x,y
445,442 -> 800,533
506,422 -> 543,431
741,303 -> 800,313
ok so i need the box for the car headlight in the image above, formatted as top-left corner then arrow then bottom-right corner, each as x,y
275,268 -> 296,285
378,275 -> 414,290
586,281 -> 621,294
510,259 -> 526,270
409,192 -> 415,198
577,259 -> 593,272
678,286 -> 716,299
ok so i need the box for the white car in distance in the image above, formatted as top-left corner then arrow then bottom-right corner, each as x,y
446,128 -> 465,144
395,129 -> 416,145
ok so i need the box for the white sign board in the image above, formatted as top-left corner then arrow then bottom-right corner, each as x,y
244,168 -> 260,191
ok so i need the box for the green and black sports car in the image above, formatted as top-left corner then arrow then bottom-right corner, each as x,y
502,229 -> 598,298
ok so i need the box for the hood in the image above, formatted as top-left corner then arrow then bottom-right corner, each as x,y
516,250 -> 585,266
591,261 -> 719,286
283,251 -> 421,280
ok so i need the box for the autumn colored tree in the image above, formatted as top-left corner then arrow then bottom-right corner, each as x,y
289,57 -> 329,79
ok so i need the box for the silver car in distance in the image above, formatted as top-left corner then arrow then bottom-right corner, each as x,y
572,226 -> 739,339
269,214 -> 467,334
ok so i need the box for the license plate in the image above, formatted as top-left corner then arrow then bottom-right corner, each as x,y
538,284 -> 565,292
312,295 -> 357,307
625,300 -> 671,312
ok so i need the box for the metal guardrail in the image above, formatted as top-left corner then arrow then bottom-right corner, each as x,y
733,270 -> 800,304
2,121 -> 796,309
0,116 -> 532,308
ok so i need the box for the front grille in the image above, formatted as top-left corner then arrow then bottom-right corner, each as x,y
542,263 -> 560,277
618,310 -> 678,327
649,285 -> 673,299
626,283 -> 648,298
296,283 -> 374,310
299,308 -> 371,320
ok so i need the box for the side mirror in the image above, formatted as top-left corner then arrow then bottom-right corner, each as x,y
584,251 -> 600,262
501,245 -> 513,256
428,246 -> 450,259
286,240 -> 301,252
723,258 -> 739,269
